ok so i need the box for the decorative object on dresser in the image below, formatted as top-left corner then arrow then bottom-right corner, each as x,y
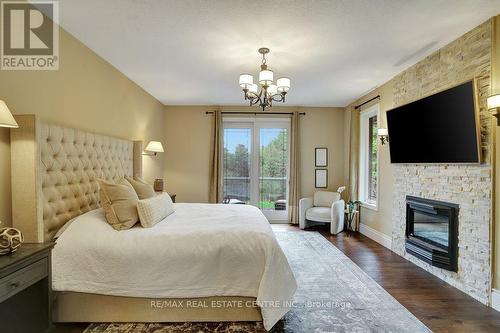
315,169 -> 328,188
0,242 -> 54,333
315,148 -> 328,167
0,224 -> 24,255
154,178 -> 164,192
143,141 -> 164,156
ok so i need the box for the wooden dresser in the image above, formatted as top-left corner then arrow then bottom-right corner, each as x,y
0,243 -> 54,333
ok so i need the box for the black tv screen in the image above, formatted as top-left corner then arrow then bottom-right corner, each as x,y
386,80 -> 479,164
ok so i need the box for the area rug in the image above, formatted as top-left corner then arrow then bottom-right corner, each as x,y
84,230 -> 431,333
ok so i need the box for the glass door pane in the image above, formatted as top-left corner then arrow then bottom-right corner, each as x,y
222,126 -> 252,204
259,126 -> 289,220
222,118 -> 290,223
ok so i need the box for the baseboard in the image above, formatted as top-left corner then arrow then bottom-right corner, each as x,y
359,223 -> 392,250
492,289 -> 500,312
268,219 -> 290,224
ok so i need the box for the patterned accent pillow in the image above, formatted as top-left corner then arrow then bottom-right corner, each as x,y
98,178 -> 139,230
125,177 -> 156,200
137,193 -> 175,228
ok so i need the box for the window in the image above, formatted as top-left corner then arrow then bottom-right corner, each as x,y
359,104 -> 379,209
222,118 -> 290,222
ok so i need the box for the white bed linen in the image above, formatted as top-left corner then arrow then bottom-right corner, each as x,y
52,203 -> 297,330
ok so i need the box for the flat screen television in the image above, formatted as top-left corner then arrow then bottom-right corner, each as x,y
386,80 -> 480,164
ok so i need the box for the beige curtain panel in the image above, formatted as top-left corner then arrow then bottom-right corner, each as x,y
348,107 -> 360,231
209,110 -> 222,203
288,111 -> 301,224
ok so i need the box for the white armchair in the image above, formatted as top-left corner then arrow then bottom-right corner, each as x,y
299,189 -> 345,235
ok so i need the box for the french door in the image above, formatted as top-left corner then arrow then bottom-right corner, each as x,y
222,117 -> 290,222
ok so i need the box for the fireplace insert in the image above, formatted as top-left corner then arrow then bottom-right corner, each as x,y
405,196 -> 459,272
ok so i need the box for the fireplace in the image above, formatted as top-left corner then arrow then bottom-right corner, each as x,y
405,196 -> 459,272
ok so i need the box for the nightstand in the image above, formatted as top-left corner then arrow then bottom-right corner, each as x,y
0,242 -> 54,333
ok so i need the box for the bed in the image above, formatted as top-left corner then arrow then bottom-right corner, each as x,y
10,115 -> 297,330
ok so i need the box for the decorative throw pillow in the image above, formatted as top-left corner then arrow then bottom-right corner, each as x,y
125,177 -> 156,200
98,178 -> 139,230
137,193 -> 175,228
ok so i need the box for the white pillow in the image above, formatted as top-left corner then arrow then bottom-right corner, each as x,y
137,193 -> 175,228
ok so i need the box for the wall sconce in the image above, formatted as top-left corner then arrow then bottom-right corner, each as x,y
488,94 -> 500,125
377,128 -> 389,145
143,141 -> 164,156
0,100 -> 19,128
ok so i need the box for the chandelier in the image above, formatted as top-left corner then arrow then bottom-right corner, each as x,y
238,47 -> 291,111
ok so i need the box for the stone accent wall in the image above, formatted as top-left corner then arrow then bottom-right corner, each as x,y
391,20 -> 492,304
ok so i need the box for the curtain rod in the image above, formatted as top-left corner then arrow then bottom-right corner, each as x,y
205,111 -> 306,116
354,95 -> 380,110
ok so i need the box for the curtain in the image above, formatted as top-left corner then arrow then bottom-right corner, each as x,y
209,110 -> 222,203
347,106 -> 360,231
288,111 -> 301,224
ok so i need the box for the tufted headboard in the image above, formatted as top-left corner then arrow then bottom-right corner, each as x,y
10,115 -> 143,243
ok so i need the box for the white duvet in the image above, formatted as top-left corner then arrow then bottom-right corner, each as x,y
52,203 -> 297,330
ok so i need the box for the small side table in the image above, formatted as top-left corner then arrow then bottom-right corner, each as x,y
345,209 -> 359,236
0,242 -> 54,333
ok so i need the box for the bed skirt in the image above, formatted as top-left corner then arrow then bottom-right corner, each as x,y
53,292 -> 262,322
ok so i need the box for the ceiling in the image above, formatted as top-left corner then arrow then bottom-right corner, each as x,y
53,0 -> 500,107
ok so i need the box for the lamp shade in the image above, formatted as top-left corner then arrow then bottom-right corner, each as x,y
277,77 -> 291,92
377,128 -> 388,136
488,94 -> 500,110
259,69 -> 273,85
239,74 -> 253,89
248,83 -> 258,94
145,141 -> 164,153
0,100 -> 18,128
267,84 -> 278,96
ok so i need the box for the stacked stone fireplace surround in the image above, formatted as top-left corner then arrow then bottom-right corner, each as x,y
390,20 -> 492,304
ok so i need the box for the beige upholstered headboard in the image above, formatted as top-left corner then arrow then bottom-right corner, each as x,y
10,115 -> 143,243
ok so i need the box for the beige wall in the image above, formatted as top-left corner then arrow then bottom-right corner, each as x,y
0,27 -> 164,227
344,82 -> 395,236
163,106 -> 345,203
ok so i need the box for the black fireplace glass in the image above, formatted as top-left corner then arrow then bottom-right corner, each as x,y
412,210 -> 449,248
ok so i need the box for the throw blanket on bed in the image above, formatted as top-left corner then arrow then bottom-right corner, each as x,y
52,203 -> 297,330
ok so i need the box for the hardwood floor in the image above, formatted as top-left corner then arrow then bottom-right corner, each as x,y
55,224 -> 500,333
274,224 -> 500,333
